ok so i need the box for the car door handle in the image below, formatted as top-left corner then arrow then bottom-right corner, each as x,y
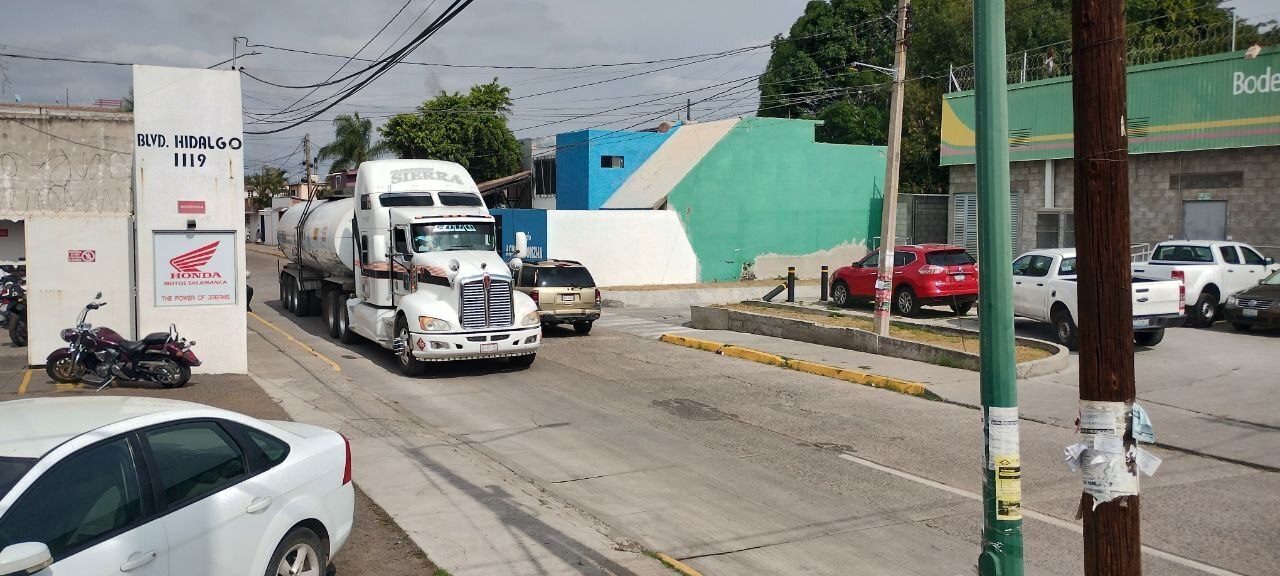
1036,283 -> 1044,287
1015,281 -> 1022,285
121,550 -> 158,572
246,497 -> 273,514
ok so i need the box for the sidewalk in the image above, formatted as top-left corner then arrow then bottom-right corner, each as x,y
246,326 -> 672,576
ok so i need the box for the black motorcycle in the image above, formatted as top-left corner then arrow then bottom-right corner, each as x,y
0,265 -> 27,347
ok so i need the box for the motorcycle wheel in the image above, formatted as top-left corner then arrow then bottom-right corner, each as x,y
154,358 -> 192,389
9,317 -> 26,347
46,356 -> 85,383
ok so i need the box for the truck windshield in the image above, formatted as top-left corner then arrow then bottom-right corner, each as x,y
411,223 -> 496,252
1151,245 -> 1214,263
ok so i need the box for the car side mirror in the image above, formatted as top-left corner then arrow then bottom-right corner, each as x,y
850,262 -> 861,268
0,542 -> 53,575
1267,257 -> 1275,265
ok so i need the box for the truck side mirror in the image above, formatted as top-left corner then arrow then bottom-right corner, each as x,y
508,257 -> 523,274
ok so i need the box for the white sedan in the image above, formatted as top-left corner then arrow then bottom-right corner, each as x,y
0,397 -> 353,576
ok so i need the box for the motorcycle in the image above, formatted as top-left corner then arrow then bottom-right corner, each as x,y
4,284 -> 26,347
46,293 -> 201,390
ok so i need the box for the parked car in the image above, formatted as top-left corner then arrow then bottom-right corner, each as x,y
1012,249 -> 1185,350
1223,269 -> 1280,331
1132,241 -> 1279,327
830,244 -> 978,316
0,396 -> 353,576
515,259 -> 601,334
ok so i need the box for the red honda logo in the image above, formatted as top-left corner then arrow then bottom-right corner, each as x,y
170,241 -> 219,272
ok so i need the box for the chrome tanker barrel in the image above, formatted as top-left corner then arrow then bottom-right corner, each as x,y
276,197 -> 356,277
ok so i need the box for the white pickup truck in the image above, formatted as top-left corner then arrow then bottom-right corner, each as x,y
1131,240 -> 1279,327
1012,249 -> 1185,350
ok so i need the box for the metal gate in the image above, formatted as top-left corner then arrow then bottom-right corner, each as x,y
1182,200 -> 1227,240
951,192 -> 1021,260
898,194 -> 949,245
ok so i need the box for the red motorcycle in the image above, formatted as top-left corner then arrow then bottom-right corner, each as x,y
45,293 -> 201,390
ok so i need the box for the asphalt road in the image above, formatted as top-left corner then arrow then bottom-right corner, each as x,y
246,249 -> 1278,576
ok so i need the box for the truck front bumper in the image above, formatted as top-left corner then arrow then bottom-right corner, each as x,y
1132,312 -> 1185,331
406,326 -> 541,361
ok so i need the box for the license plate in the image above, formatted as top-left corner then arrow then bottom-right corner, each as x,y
1243,308 -> 1258,318
481,343 -> 498,352
1133,318 -> 1151,328
560,294 -> 575,302
953,274 -> 967,281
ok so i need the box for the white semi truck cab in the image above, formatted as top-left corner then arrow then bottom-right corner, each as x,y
278,159 -> 540,375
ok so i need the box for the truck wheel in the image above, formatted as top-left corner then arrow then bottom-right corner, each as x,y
1052,309 -> 1079,351
323,292 -> 340,338
894,286 -> 918,317
510,353 -> 536,368
338,300 -> 358,344
1189,293 -> 1217,327
573,321 -> 593,335
1134,328 -> 1165,347
395,318 -> 426,377
831,281 -> 852,308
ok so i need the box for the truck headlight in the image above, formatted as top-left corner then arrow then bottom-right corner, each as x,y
418,316 -> 451,331
521,311 -> 540,326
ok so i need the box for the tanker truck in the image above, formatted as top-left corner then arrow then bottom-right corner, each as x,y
277,159 -> 541,375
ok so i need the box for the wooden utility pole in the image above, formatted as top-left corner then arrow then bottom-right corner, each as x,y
872,0 -> 911,336
1071,0 -> 1141,573
303,133 -> 314,197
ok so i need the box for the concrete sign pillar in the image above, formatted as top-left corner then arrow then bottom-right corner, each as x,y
132,65 -> 247,374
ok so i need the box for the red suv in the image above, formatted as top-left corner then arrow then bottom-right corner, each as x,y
830,244 -> 979,316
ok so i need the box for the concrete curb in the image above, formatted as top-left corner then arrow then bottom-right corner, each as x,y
659,334 -> 929,397
655,553 -> 705,576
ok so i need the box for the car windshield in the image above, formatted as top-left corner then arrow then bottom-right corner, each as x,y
1151,245 -> 1214,263
0,457 -> 34,500
411,223 -> 496,252
1264,270 -> 1280,286
536,266 -> 595,288
925,250 -> 975,266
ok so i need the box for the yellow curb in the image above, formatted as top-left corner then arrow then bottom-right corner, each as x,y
248,311 -> 343,372
659,334 -> 725,353
17,369 -> 32,395
720,345 -> 786,367
660,334 -> 928,397
656,553 -> 704,576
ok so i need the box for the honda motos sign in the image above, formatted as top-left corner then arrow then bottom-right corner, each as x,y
153,231 -> 237,306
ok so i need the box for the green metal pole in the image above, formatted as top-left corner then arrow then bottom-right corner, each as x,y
974,0 -> 1023,574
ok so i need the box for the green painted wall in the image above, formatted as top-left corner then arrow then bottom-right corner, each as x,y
941,47 -> 1280,165
666,118 -> 886,282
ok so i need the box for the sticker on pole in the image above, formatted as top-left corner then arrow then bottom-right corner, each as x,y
995,455 -> 1022,520
154,231 -> 237,306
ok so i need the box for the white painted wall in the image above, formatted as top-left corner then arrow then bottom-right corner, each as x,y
133,65 -> 246,374
546,211 -> 697,286
0,221 -> 24,264
25,216 -> 134,364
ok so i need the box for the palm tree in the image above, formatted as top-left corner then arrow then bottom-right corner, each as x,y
246,166 -> 287,209
316,112 -> 389,175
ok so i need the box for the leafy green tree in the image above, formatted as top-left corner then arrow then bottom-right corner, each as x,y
122,88 -> 134,112
245,166 -> 287,209
759,0 -> 1256,196
317,112 -> 390,175
379,80 -> 522,183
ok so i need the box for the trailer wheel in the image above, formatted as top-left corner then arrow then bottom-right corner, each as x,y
283,281 -> 297,314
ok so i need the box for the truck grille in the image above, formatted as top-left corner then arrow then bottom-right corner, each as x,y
460,278 -> 513,329
1237,298 -> 1273,310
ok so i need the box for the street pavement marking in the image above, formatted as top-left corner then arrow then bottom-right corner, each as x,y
17,369 -> 31,394
247,311 -> 342,373
837,453 -> 1244,576
656,552 -> 705,576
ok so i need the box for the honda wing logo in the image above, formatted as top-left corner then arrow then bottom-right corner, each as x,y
169,241 -> 223,278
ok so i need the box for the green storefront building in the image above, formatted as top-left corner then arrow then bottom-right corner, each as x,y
941,46 -> 1280,259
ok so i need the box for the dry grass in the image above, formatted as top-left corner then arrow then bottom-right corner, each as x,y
721,303 -> 1052,364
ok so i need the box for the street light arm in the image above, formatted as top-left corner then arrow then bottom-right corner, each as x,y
850,61 -> 898,80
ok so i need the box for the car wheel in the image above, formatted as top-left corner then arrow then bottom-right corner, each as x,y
510,353 -> 536,368
1229,322 -> 1252,332
950,301 -> 974,316
1134,328 -> 1165,347
338,300 -> 358,344
1052,309 -> 1079,351
831,281 -> 852,308
1189,293 -> 1217,327
894,286 -> 918,317
395,317 -> 426,377
573,321 -> 593,335
265,526 -> 327,576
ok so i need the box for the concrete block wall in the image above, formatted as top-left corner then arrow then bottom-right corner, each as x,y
0,105 -> 134,217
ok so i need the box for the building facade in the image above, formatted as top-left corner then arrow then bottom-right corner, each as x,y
941,47 -> 1280,259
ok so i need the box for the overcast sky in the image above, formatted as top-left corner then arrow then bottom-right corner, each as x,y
1,0 -> 1275,179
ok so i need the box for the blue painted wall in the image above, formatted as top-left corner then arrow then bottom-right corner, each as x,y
555,128 -> 673,210
491,209 -> 548,260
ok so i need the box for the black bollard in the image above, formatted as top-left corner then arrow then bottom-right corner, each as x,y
763,284 -> 786,302
819,266 -> 829,301
786,266 -> 796,302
